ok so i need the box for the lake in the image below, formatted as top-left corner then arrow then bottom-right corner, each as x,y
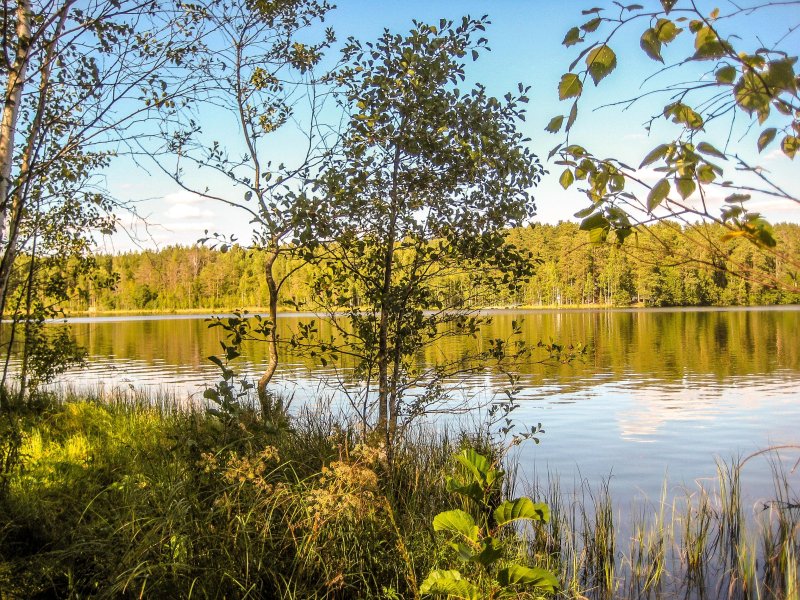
43,307 -> 800,505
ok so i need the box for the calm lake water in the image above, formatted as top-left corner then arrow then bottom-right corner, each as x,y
44,307 -> 800,505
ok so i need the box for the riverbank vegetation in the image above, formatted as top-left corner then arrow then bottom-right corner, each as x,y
57,222 -> 800,314
1,389 -> 797,599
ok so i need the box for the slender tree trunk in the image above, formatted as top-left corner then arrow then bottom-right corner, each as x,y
256,247 -> 279,414
0,0 -> 31,245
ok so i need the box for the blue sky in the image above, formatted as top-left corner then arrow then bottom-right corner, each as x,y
103,0 -> 800,251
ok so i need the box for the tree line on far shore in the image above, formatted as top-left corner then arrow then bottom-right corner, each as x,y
60,221 -> 800,313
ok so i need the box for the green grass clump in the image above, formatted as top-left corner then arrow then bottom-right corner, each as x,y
0,390 -> 484,599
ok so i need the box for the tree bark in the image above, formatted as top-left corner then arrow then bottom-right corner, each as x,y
256,247 -> 279,414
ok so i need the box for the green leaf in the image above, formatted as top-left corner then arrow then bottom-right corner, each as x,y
640,28 -> 663,62
558,73 -> 583,100
581,17 -> 602,32
655,18 -> 680,43
545,115 -> 564,133
715,65 -> 737,84
665,103 -> 704,129
433,510 -> 479,542
562,26 -> 582,47
675,176 -> 696,199
455,448 -> 492,481
639,144 -> 670,168
696,141 -> 726,159
585,45 -> 617,85
419,570 -> 479,599
661,0 -> 677,14
559,168 -> 575,189
696,163 -> 716,184
757,128 -> 778,152
735,72 -> 771,115
766,59 -> 797,93
566,101 -> 579,131
725,193 -> 751,203
694,26 -> 732,59
445,477 -> 484,504
782,135 -> 799,159
494,497 -> 550,526
574,205 -> 595,218
497,564 -> 559,591
647,178 -> 670,212
470,538 -> 504,566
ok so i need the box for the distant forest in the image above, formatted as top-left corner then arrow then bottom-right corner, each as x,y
64,222 -> 800,312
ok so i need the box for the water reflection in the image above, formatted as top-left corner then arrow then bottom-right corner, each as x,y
33,307 -> 800,502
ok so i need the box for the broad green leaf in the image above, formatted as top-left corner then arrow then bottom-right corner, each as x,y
545,115 -> 564,133
558,73 -> 583,100
419,570 -> 479,599
675,176 -> 696,199
715,65 -> 737,84
559,168 -> 575,189
696,141 -> 726,159
640,28 -> 663,62
470,538 -> 504,566
580,212 -> 610,243
647,178 -> 670,212
574,205 -> 595,218
445,477 -> 484,504
655,18 -> 680,43
665,103 -> 704,129
494,497 -> 550,526
562,26 -> 582,47
639,144 -> 670,168
433,510 -> 479,542
782,135 -> 799,159
497,564 -> 559,591
757,128 -> 777,152
586,45 -> 617,85
455,448 -> 493,481
448,540 -> 477,562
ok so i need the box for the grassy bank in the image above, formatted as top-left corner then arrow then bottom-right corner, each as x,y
0,390 -> 798,599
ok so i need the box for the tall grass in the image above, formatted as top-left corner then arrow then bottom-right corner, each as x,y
528,457 -> 799,600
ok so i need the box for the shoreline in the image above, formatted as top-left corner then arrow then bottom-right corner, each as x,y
47,303 -> 800,323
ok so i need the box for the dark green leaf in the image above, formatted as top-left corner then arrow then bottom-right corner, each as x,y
647,178 -> 670,211
757,128 -> 777,152
562,26 -> 582,47
640,28 -> 663,62
581,17 -> 602,32
696,141 -> 726,159
782,135 -> 798,159
715,65 -> 737,84
494,497 -> 550,525
675,176 -> 696,199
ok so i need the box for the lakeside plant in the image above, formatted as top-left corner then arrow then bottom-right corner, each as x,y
421,448 -> 558,599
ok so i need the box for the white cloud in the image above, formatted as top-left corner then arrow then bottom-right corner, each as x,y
163,191 -> 208,206
164,203 -> 214,220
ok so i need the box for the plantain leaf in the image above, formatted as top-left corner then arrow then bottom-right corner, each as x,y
497,564 -> 559,591
433,510 -> 479,542
494,497 -> 550,526
419,570 -> 479,599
